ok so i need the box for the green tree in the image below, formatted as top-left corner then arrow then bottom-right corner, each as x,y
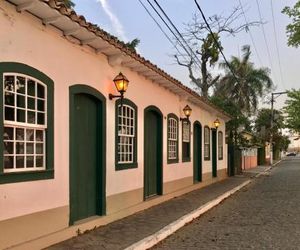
284,89 -> 300,133
125,38 -> 140,52
215,45 -> 273,115
58,0 -> 75,8
282,2 -> 300,47
175,7 -> 260,97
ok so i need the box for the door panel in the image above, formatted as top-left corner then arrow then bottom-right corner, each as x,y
193,122 -> 202,182
144,108 -> 162,198
212,129 -> 217,177
70,93 -> 101,223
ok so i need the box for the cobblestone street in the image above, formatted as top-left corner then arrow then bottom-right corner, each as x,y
153,158 -> 300,250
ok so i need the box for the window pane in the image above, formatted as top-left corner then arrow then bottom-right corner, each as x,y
27,80 -> 35,96
37,84 -> 45,98
16,156 -> 24,168
37,112 -> 45,125
26,143 -> 34,154
16,142 -> 24,154
4,156 -> 14,169
27,97 -> 35,110
36,156 -> 43,168
4,142 -> 14,154
4,127 -> 14,140
4,92 -> 15,106
4,75 -> 15,92
36,130 -> 43,141
16,76 -> 25,94
27,111 -> 35,124
26,156 -> 34,168
37,99 -> 45,111
36,143 -> 43,154
16,128 -> 25,141
26,129 -> 34,141
5,107 -> 15,121
17,94 -> 25,108
17,109 -> 26,123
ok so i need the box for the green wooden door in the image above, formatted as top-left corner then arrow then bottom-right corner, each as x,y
70,93 -> 102,223
193,122 -> 202,182
144,108 -> 163,199
212,129 -> 217,177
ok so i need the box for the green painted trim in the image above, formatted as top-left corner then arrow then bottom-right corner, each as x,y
204,126 -> 211,161
0,62 -> 54,184
212,128 -> 217,177
69,84 -> 106,225
115,98 -> 138,171
218,131 -> 224,160
167,113 -> 179,164
193,121 -> 202,183
182,120 -> 191,162
144,105 -> 163,200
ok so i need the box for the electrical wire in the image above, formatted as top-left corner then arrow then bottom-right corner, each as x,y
193,0 -> 240,85
255,0 -> 277,83
238,0 -> 263,66
145,0 -> 202,69
137,0 -> 187,60
270,0 -> 285,89
152,0 -> 202,68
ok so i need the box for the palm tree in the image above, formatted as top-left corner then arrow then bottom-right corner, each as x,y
215,45 -> 273,115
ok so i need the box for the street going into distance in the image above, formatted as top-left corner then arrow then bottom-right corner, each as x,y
153,157 -> 300,249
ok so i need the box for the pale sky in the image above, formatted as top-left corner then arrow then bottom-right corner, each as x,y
73,0 -> 300,110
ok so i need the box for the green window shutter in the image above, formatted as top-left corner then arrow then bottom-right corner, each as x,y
182,120 -> 191,162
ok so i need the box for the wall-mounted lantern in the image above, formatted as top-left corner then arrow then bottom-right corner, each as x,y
213,118 -> 221,129
180,105 -> 192,121
109,72 -> 129,103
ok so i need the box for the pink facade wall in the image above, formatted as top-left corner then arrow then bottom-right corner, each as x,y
242,156 -> 258,170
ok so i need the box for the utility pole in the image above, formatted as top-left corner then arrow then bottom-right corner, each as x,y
270,91 -> 287,165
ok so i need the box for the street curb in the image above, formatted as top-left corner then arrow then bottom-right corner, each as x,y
272,160 -> 282,167
124,179 -> 251,250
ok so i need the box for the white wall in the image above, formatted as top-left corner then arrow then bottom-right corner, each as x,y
0,1 -> 227,221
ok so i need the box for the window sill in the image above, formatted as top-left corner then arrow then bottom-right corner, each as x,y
167,159 -> 179,164
182,158 -> 191,163
204,158 -> 210,161
0,169 -> 54,184
115,162 -> 138,171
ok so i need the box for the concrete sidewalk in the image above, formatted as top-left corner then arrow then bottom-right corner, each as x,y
48,167 -> 271,250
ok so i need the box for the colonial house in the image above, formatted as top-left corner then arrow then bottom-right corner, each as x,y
0,0 -> 231,249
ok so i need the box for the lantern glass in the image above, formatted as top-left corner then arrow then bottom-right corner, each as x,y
113,72 -> 129,93
214,118 -> 221,129
183,105 -> 192,118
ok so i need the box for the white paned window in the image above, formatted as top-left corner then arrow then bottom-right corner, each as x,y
204,126 -> 210,160
218,131 -> 223,160
3,74 -> 46,172
117,104 -> 135,164
168,117 -> 178,160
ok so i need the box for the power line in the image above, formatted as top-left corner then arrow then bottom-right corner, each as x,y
137,0 -> 186,60
145,0 -> 202,69
238,0 -> 263,66
255,0 -> 277,83
193,0 -> 240,85
152,0 -> 202,67
270,0 -> 285,89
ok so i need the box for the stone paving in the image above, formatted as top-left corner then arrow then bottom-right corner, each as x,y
48,175 -> 250,250
153,158 -> 300,250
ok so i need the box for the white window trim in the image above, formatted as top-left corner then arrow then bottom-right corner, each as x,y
168,117 -> 178,160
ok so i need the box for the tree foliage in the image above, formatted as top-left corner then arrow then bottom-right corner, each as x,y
282,1 -> 300,47
58,0 -> 76,8
284,89 -> 300,133
175,7 -> 260,97
125,38 -> 140,52
215,45 -> 273,115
